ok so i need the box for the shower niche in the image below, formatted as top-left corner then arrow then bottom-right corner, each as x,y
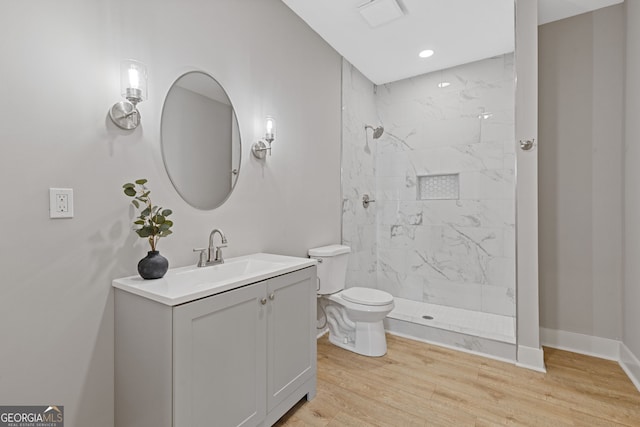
417,174 -> 460,201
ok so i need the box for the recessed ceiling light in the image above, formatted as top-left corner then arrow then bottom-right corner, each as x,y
437,82 -> 450,88
419,49 -> 434,58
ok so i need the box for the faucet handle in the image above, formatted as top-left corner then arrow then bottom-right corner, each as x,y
213,245 -> 226,263
193,248 -> 208,267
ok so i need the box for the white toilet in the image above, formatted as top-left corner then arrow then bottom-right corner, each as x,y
309,244 -> 394,357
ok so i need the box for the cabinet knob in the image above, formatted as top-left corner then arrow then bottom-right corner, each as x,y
269,293 -> 275,300
260,297 -> 267,305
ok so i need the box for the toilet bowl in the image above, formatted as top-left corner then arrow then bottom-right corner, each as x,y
309,244 -> 394,357
323,287 -> 394,356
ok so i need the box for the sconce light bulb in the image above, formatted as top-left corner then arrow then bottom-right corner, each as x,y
120,59 -> 148,103
265,116 -> 276,142
111,59 -> 147,130
128,67 -> 140,89
253,116 -> 276,159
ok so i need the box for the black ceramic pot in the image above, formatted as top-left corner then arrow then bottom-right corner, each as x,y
138,251 -> 169,280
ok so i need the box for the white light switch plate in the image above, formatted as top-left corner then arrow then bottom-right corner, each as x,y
49,188 -> 74,218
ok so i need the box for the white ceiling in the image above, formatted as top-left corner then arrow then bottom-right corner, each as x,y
282,0 -> 624,86
538,0 -> 623,25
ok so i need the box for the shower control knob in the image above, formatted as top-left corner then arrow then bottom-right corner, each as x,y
520,139 -> 535,151
362,194 -> 376,208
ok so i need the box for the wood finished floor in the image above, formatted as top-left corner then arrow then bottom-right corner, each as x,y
275,334 -> 640,426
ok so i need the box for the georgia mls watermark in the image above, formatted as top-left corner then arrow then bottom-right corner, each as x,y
0,406 -> 63,427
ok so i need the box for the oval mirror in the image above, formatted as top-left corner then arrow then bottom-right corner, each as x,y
161,71 -> 241,210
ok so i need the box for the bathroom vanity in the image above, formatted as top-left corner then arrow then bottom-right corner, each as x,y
113,253 -> 317,427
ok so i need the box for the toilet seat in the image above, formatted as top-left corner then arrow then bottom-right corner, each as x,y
341,287 -> 393,306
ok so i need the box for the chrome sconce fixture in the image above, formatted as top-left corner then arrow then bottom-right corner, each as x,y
251,116 -> 276,159
109,60 -> 148,130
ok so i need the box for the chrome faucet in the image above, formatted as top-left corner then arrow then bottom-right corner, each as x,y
208,228 -> 227,264
193,228 -> 228,267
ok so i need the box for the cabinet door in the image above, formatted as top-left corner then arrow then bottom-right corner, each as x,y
266,267 -> 316,411
174,281 -> 266,427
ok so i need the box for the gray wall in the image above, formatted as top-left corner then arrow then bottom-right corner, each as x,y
624,1 -> 640,362
0,0 -> 341,425
538,5 -> 624,339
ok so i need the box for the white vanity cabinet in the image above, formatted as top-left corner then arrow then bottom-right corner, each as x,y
114,257 -> 316,427
173,280 -> 267,427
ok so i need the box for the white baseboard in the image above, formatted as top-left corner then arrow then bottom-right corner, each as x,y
620,343 -> 640,392
540,327 -> 620,361
516,344 -> 547,372
541,328 -> 640,393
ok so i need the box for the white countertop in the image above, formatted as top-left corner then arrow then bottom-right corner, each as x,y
112,253 -> 316,306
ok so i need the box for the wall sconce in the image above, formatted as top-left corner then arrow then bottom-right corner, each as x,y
109,59 -> 148,130
251,116 -> 276,159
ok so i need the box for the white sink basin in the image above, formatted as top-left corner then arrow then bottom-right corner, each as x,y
173,258 -> 286,285
112,253 -> 316,306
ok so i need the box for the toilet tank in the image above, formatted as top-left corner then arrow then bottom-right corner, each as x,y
308,245 -> 351,295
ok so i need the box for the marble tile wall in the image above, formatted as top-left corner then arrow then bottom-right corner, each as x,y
376,54 -> 516,317
341,60 -> 378,288
341,54 -> 515,318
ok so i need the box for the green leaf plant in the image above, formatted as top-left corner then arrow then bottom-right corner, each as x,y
122,179 -> 174,252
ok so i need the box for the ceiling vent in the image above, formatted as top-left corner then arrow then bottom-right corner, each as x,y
358,0 -> 405,28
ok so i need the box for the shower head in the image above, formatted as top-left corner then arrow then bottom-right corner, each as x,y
365,124 -> 384,139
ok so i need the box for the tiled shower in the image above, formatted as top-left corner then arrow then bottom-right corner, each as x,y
342,54 -> 516,350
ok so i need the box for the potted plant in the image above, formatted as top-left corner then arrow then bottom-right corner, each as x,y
123,179 -> 174,279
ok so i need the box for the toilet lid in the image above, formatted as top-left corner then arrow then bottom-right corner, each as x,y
341,287 -> 393,306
